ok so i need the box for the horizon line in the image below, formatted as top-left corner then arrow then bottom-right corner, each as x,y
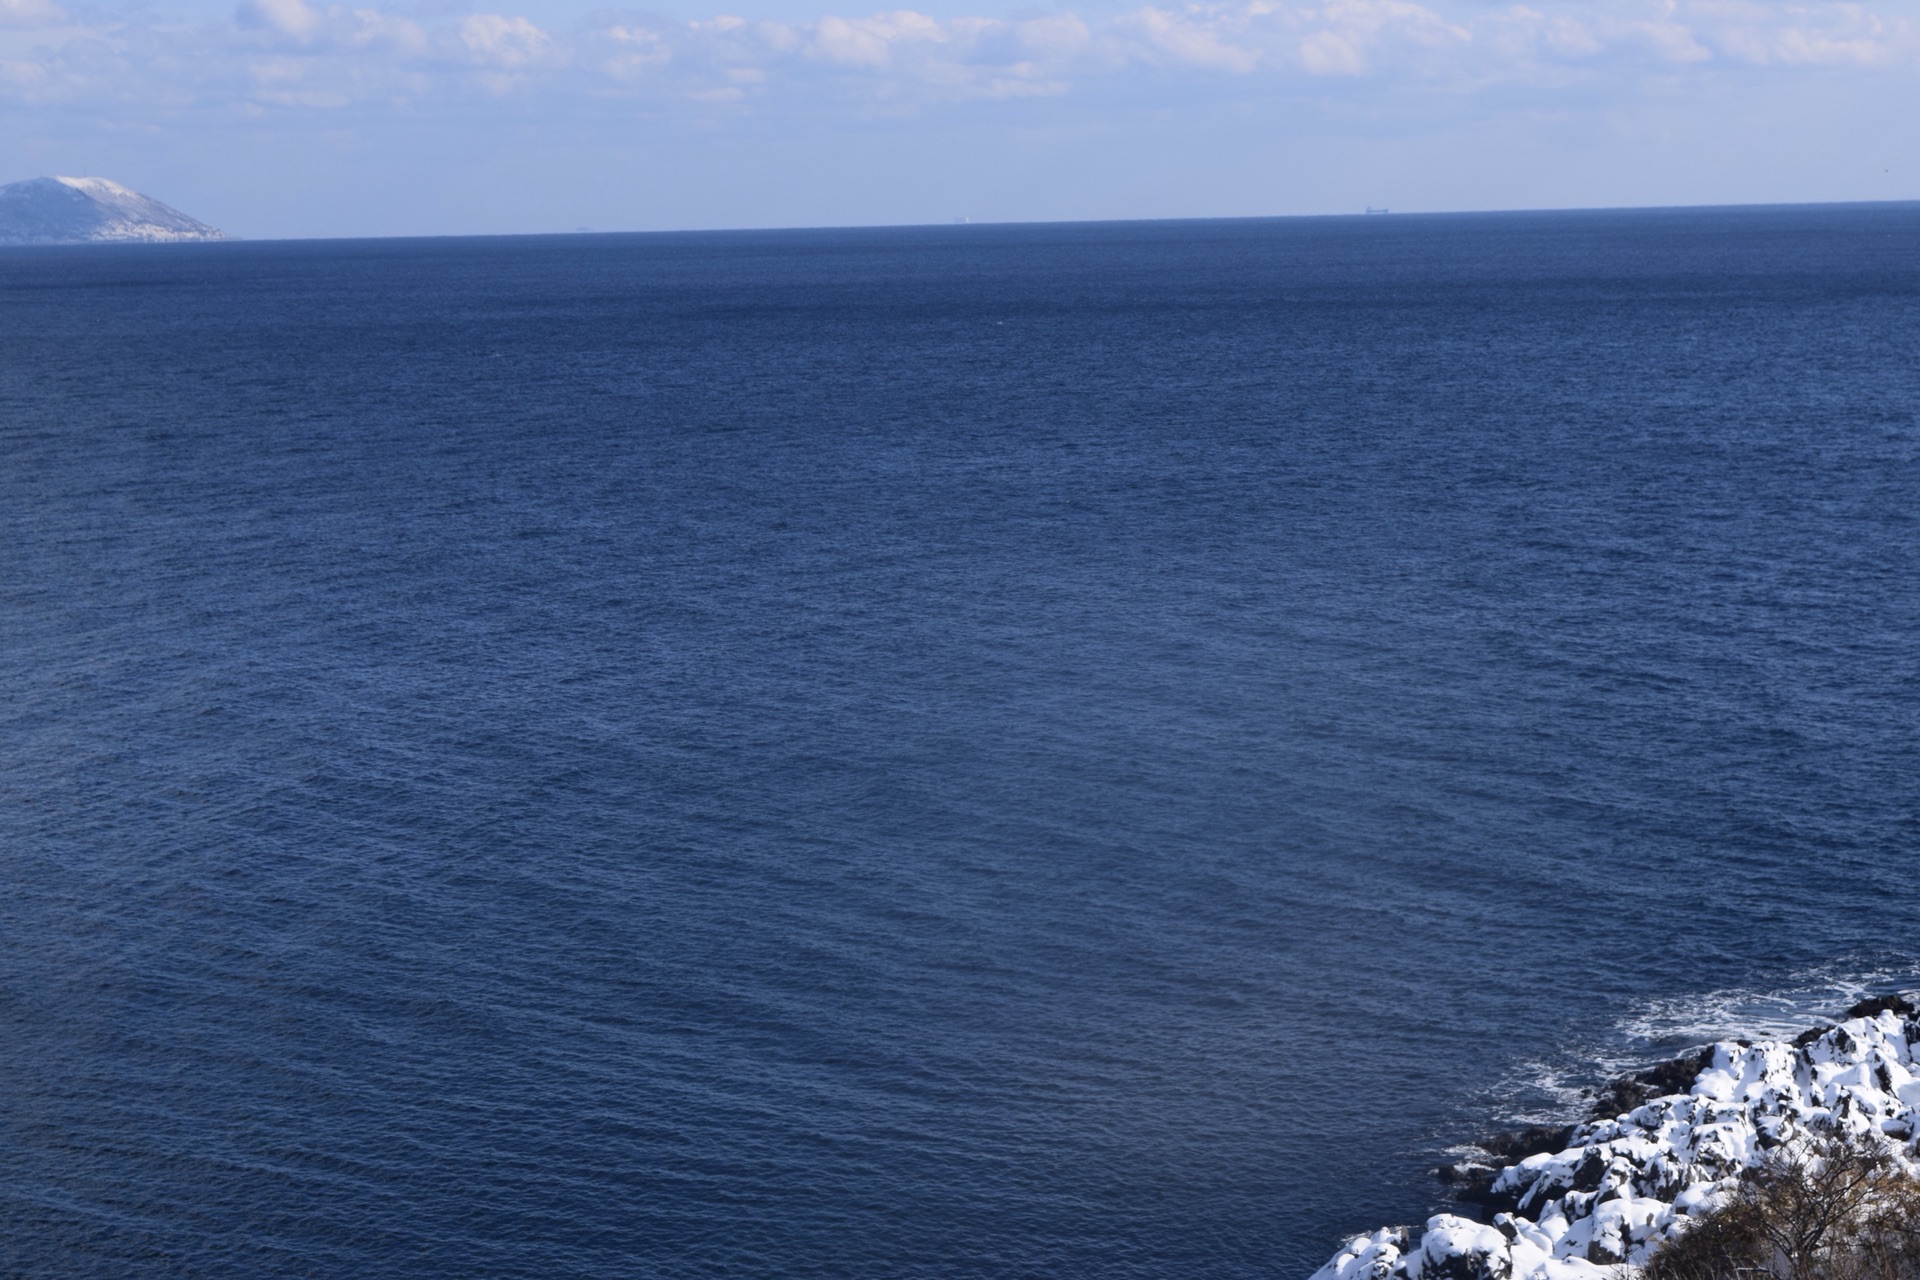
5,194 -> 1919,248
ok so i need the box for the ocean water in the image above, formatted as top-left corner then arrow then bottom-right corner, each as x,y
1,207 -> 1918,1279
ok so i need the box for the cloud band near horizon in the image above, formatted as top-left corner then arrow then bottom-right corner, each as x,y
0,0 -> 1912,116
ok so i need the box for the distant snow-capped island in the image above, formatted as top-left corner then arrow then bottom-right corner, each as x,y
1312,994 -> 1920,1280
0,176 -> 224,245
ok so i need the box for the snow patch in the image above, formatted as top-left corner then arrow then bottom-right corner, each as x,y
1311,1007 -> 1920,1280
0,175 -> 224,244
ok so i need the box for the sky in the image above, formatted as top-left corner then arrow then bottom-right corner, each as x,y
1,0 -> 1918,235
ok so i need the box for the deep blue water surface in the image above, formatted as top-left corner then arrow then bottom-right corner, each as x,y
2,208 -> 1919,1278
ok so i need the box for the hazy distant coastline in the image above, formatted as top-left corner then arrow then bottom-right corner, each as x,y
0,176 -> 224,245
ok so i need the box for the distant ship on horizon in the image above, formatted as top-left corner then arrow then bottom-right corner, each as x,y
0,175 -> 225,245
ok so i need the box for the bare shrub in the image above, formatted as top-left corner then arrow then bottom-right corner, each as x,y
1643,1193 -> 1770,1280
1644,1130 -> 1920,1280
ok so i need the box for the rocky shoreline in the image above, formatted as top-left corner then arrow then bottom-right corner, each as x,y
1311,994 -> 1920,1280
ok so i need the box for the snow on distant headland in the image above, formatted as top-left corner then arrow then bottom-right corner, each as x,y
1312,998 -> 1920,1280
0,176 -> 224,245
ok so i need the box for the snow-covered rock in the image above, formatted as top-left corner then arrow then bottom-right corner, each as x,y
1310,1006 -> 1920,1280
0,176 -> 224,245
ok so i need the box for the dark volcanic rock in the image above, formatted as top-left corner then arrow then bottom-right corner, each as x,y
1845,994 -> 1917,1020
1587,1047 -> 1715,1120
1482,1126 -> 1580,1164
1440,1126 -> 1580,1217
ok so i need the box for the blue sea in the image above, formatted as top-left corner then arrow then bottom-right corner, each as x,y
2,207 -> 1918,1279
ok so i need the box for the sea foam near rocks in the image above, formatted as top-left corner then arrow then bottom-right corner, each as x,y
1310,1002 -> 1920,1280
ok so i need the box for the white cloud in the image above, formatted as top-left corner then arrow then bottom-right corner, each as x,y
791,10 -> 955,74
597,25 -> 671,79
237,0 -> 321,39
459,14 -> 552,67
0,0 -> 62,27
1121,7 -> 1264,70
350,11 -> 427,54
1014,15 -> 1093,57
0,0 -> 1915,117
